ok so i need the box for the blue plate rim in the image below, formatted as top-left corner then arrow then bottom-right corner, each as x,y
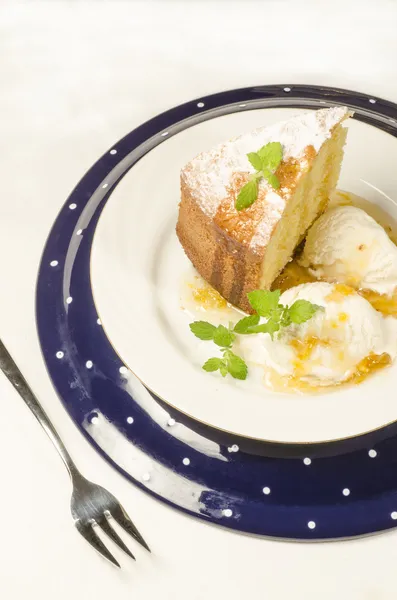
35,84 -> 397,540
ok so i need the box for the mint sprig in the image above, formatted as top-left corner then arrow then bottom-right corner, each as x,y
235,290 -> 324,339
189,321 -> 216,340
213,324 -> 235,347
235,179 -> 258,211
246,289 -> 281,317
190,289 -> 323,381
236,142 -> 283,211
202,357 -> 224,372
189,322 -> 235,347
202,349 -> 247,380
223,349 -> 248,380
190,320 -> 247,380
287,299 -> 323,324
233,314 -> 260,333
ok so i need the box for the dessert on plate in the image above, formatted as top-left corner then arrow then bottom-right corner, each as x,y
180,106 -> 397,392
177,107 -> 351,312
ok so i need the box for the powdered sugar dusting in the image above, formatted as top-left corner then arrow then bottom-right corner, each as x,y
182,107 -> 350,226
250,190 -> 285,250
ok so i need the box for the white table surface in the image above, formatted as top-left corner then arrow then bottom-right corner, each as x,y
2,1 -> 397,597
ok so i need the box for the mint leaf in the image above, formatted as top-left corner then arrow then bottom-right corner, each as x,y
219,363 -> 228,377
190,321 -> 216,340
234,314 -> 260,333
246,318 -> 280,339
287,300 -> 324,324
247,152 -> 263,171
224,350 -> 248,380
235,179 -> 258,211
202,349 -> 248,380
213,325 -> 235,347
257,142 -> 283,172
202,357 -> 223,372
239,142 -> 283,209
247,289 -> 281,317
262,168 -> 280,190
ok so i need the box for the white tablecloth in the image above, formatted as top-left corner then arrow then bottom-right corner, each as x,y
1,1 -> 397,597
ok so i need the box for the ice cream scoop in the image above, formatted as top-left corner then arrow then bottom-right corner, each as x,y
300,205 -> 397,295
241,282 -> 397,388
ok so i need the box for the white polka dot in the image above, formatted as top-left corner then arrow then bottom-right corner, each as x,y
391,512 -> 397,520
119,366 -> 128,375
284,87 -> 291,92
369,449 -> 377,458
303,457 -> 311,466
308,521 -> 316,529
167,418 -> 176,426
76,229 -> 83,236
69,203 -> 77,210
369,98 -> 376,104
197,102 -> 205,108
161,132 -> 169,137
228,444 -> 239,453
222,509 -> 233,517
97,318 -> 102,325
263,487 -> 271,495
110,149 -> 117,155
50,260 -> 58,267
142,473 -> 151,482
56,351 -> 64,359
66,296 -> 73,304
342,488 -> 350,496
182,458 -> 190,466
239,104 -> 247,107
86,360 -> 93,369
126,416 -> 134,424
102,183 -> 108,189
91,416 -> 99,425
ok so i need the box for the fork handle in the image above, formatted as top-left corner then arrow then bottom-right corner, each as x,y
0,338 -> 80,480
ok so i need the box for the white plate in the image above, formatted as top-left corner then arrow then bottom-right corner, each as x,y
90,107 -> 397,444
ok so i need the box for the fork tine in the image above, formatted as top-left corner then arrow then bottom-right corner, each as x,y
99,515 -> 136,560
111,505 -> 151,552
75,519 -> 120,568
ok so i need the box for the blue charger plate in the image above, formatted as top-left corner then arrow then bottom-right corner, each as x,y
36,84 -> 397,539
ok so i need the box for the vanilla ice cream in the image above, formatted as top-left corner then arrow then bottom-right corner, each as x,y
241,282 -> 397,388
300,206 -> 397,296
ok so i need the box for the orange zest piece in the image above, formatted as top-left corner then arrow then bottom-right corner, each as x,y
346,352 -> 391,384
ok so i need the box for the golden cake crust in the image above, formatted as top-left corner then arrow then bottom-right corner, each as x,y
177,177 -> 263,312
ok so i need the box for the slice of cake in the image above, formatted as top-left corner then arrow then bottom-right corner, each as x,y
176,107 -> 351,312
